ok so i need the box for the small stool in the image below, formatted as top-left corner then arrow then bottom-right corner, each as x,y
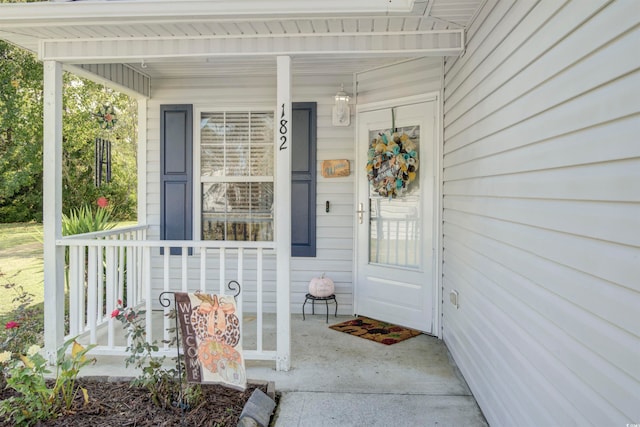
302,293 -> 338,323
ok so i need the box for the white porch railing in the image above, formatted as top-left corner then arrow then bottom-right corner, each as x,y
59,226 -> 278,362
370,216 -> 420,267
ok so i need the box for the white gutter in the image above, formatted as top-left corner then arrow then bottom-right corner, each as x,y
0,0 -> 415,24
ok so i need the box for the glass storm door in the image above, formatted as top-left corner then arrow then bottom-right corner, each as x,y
355,101 -> 435,333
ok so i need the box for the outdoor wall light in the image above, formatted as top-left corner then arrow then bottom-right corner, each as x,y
332,84 -> 351,126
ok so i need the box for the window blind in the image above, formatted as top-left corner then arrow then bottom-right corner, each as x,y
200,111 -> 274,241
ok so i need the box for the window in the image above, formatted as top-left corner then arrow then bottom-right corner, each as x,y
198,111 -> 274,241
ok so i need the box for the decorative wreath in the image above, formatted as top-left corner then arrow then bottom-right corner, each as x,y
95,104 -> 118,130
366,131 -> 419,198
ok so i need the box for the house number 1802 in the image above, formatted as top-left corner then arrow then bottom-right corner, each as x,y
279,103 -> 288,151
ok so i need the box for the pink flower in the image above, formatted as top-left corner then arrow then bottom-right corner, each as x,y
97,197 -> 109,208
117,299 -> 123,306
5,321 -> 19,329
111,309 -> 120,318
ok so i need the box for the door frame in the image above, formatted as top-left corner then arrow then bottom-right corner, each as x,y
354,92 -> 443,338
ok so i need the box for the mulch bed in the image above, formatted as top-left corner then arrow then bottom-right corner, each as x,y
0,378 -> 271,426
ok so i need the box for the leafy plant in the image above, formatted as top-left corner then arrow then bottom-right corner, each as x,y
112,301 -> 202,409
112,302 -> 177,408
53,340 -> 95,412
0,271 -> 43,355
62,203 -> 114,237
0,345 -> 53,426
0,338 -> 95,426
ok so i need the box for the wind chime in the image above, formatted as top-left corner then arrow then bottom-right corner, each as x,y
94,138 -> 111,187
94,104 -> 117,187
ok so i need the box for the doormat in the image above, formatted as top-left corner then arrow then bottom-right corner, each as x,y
329,316 -> 421,345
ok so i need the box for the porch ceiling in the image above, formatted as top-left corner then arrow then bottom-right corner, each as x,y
121,56 -> 421,79
0,0 -> 482,86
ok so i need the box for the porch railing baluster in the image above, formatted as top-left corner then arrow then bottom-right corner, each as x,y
219,247 -> 226,295
79,247 -> 86,331
394,220 -> 400,264
163,247 -> 170,349
237,248 -> 244,343
87,246 -> 98,345
118,243 -> 125,305
106,245 -> 116,348
375,215 -> 381,262
413,220 -> 422,264
181,247 -> 188,292
134,230 -> 142,306
144,245 -> 152,345
68,246 -> 80,336
97,245 -> 104,322
200,248 -> 206,292
257,247 -> 263,353
126,233 -> 134,307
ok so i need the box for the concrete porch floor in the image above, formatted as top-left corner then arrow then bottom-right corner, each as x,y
79,313 -> 488,426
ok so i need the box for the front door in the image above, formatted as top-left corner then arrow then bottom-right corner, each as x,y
355,100 -> 436,333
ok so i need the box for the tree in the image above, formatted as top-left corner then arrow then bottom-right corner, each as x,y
0,40 -> 44,222
0,40 -> 138,222
62,77 -> 138,221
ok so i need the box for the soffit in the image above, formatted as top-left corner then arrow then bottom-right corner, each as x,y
0,0 -> 483,79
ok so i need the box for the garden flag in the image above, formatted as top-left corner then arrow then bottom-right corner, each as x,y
175,292 -> 246,390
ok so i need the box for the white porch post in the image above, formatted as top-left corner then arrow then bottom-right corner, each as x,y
43,60 -> 65,362
275,55 -> 292,371
137,97 -> 147,224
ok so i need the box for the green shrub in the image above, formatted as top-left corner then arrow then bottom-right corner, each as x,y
62,202 -> 114,237
0,272 -> 43,355
0,338 -> 95,426
112,302 -> 202,410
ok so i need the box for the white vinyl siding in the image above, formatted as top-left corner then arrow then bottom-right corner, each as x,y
292,75 -> 355,312
356,57 -> 443,105
146,73 -> 356,314
442,1 -> 640,425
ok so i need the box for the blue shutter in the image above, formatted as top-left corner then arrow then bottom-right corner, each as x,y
160,105 -> 193,255
291,102 -> 317,257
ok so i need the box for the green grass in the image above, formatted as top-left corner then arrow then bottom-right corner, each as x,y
0,221 -> 136,319
0,222 -> 44,318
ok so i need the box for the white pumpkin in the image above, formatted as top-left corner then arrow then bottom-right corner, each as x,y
308,274 -> 335,297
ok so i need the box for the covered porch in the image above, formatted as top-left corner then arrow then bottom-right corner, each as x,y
78,313 -> 487,426
0,0 -> 472,371
3,0 -> 638,424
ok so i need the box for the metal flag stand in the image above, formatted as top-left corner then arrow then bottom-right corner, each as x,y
158,280 -> 241,426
